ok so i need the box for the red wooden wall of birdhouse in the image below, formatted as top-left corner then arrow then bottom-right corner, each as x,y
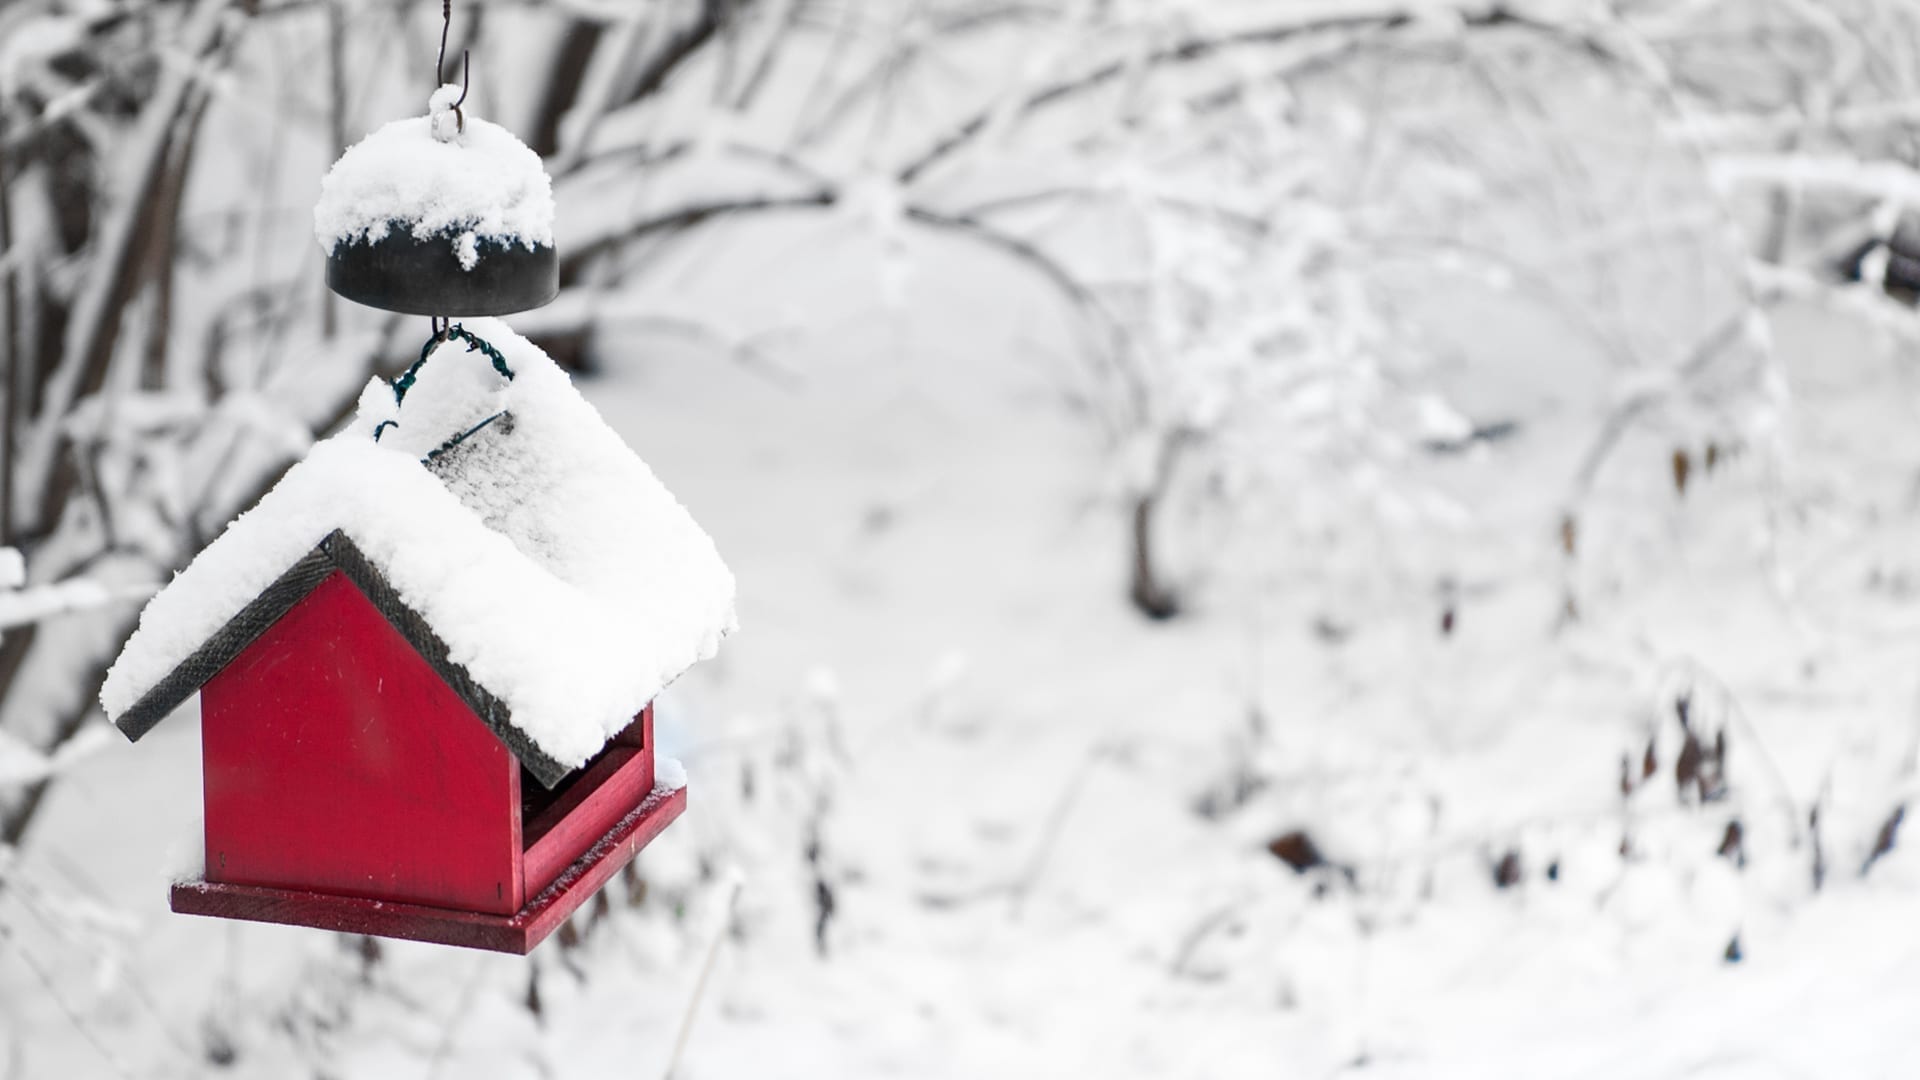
200,569 -> 525,914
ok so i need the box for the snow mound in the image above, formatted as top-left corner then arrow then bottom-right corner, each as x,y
313,92 -> 554,272
655,757 -> 688,792
101,319 -> 735,774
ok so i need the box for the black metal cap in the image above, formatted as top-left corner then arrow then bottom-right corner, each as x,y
327,224 -> 558,317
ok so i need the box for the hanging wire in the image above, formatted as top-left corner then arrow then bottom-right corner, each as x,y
374,323 -> 516,460
454,51 -> 470,133
424,3 -> 468,365
392,0 -> 496,461
435,0 -> 451,88
425,411 -> 508,463
397,323 -> 514,404
433,0 -> 470,132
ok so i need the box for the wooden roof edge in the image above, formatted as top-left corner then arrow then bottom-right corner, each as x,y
322,532 -> 575,788
114,541 -> 337,742
114,529 -> 579,789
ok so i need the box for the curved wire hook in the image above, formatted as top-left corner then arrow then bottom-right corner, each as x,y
434,2 -> 471,133
435,0 -> 451,89
455,50 -> 469,132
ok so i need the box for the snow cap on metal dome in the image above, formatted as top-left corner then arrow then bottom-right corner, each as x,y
315,87 -> 558,316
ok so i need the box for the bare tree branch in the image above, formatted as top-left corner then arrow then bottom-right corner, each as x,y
17,0 -> 237,538
892,3 -> 1628,187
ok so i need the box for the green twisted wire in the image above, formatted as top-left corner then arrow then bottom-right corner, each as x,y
394,324 -> 514,405
374,323 -> 517,462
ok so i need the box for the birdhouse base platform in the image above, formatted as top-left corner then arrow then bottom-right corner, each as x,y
169,784 -> 686,954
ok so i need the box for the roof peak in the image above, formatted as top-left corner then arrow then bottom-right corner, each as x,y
103,326 -> 736,778
114,529 -> 578,786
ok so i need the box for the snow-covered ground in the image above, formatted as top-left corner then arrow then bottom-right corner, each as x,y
12,3 -> 1920,1074
6,195 -> 1920,1078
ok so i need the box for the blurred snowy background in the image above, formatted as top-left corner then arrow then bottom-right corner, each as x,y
6,0 -> 1920,1075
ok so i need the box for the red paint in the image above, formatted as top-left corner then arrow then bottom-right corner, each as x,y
202,571 -> 523,914
525,747 -> 656,894
189,569 -> 680,947
172,785 -> 686,953
523,704 -> 654,893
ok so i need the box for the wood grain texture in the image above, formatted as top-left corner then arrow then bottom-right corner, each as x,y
322,531 -> 571,787
116,528 -> 576,788
522,706 -> 649,841
202,570 -> 524,914
523,741 -> 656,894
172,784 -> 687,954
116,545 -> 335,741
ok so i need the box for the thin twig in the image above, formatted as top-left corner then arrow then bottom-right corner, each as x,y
1169,901 -> 1244,979
560,191 -> 836,275
1010,740 -> 1115,918
628,0 -> 730,108
0,125 -> 15,549
893,5 -> 1627,186
18,0 -> 233,537
730,0 -> 801,111
0,924 -> 131,1079
662,878 -> 742,1080
0,861 -> 199,1067
322,0 -> 346,338
1564,309 -> 1748,511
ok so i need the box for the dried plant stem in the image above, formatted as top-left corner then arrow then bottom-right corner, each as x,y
663,878 -> 742,1080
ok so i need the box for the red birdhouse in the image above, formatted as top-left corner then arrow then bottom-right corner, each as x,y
100,320 -> 735,954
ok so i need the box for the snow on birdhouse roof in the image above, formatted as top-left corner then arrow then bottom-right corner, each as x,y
314,92 -> 555,272
101,320 -> 735,786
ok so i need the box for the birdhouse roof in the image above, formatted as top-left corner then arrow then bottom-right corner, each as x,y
100,320 -> 736,787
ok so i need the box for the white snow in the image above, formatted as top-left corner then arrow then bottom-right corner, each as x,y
0,577 -> 152,633
28,6 -> 1920,1078
428,82 -> 464,142
0,546 -> 22,590
656,756 -> 687,791
0,15 -> 82,97
313,95 -> 555,272
0,722 -> 113,787
100,320 -> 735,772
454,230 -> 481,271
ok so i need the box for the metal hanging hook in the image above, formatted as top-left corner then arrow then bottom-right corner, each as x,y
434,2 -> 470,133
455,50 -> 469,133
435,0 -> 452,89
426,2 -> 467,342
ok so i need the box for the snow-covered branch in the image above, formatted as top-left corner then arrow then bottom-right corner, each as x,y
890,0 -> 1630,187
15,0 -> 236,537
1713,153 -> 1920,211
0,577 -> 154,634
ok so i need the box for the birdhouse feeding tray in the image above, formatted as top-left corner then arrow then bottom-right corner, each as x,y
101,322 -> 736,953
